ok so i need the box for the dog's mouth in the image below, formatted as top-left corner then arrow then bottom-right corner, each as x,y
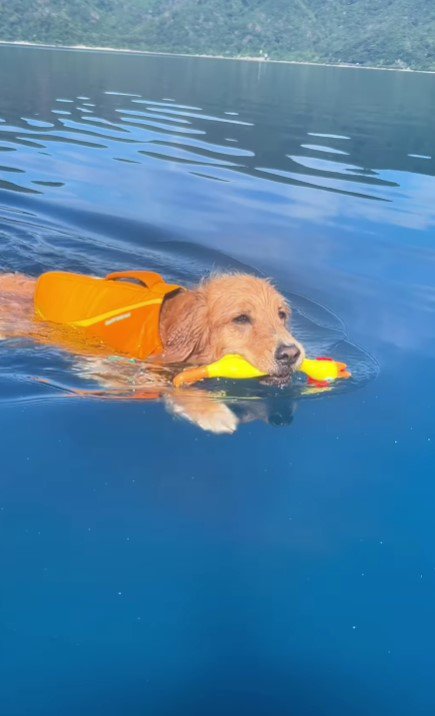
260,369 -> 294,388
260,350 -> 305,386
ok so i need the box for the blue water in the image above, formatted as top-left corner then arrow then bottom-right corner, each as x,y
0,45 -> 434,715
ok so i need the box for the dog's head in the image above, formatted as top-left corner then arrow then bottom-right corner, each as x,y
160,274 -> 305,384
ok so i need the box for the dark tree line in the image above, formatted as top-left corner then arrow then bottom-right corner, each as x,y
1,0 -> 434,70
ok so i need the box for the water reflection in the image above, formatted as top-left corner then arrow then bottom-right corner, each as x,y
1,46 -> 434,197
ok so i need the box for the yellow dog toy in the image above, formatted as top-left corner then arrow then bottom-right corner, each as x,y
173,354 -> 351,388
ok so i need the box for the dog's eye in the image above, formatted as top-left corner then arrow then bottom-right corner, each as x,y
278,310 -> 288,321
233,314 -> 251,325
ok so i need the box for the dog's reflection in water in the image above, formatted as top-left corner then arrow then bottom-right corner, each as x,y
165,389 -> 297,433
232,397 -> 296,428
74,355 -> 297,434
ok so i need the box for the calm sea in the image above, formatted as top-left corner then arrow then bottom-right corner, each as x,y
0,45 -> 434,715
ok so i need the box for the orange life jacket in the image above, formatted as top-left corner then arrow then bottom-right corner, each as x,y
34,270 -> 182,360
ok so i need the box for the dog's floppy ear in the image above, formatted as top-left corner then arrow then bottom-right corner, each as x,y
160,289 -> 209,364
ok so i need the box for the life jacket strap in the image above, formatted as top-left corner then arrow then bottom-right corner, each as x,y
106,270 -> 164,288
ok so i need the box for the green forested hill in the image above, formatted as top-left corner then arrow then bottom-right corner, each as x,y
1,0 -> 435,70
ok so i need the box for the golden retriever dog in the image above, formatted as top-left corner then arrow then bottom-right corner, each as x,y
0,272 -> 305,433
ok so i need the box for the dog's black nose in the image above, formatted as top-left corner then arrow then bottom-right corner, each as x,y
275,343 -> 301,366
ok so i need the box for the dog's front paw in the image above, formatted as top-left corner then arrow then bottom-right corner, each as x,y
194,402 -> 239,434
166,392 -> 239,434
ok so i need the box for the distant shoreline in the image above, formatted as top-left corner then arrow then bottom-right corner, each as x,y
0,39 -> 434,74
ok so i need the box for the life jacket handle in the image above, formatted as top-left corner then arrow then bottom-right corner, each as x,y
105,270 -> 164,289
